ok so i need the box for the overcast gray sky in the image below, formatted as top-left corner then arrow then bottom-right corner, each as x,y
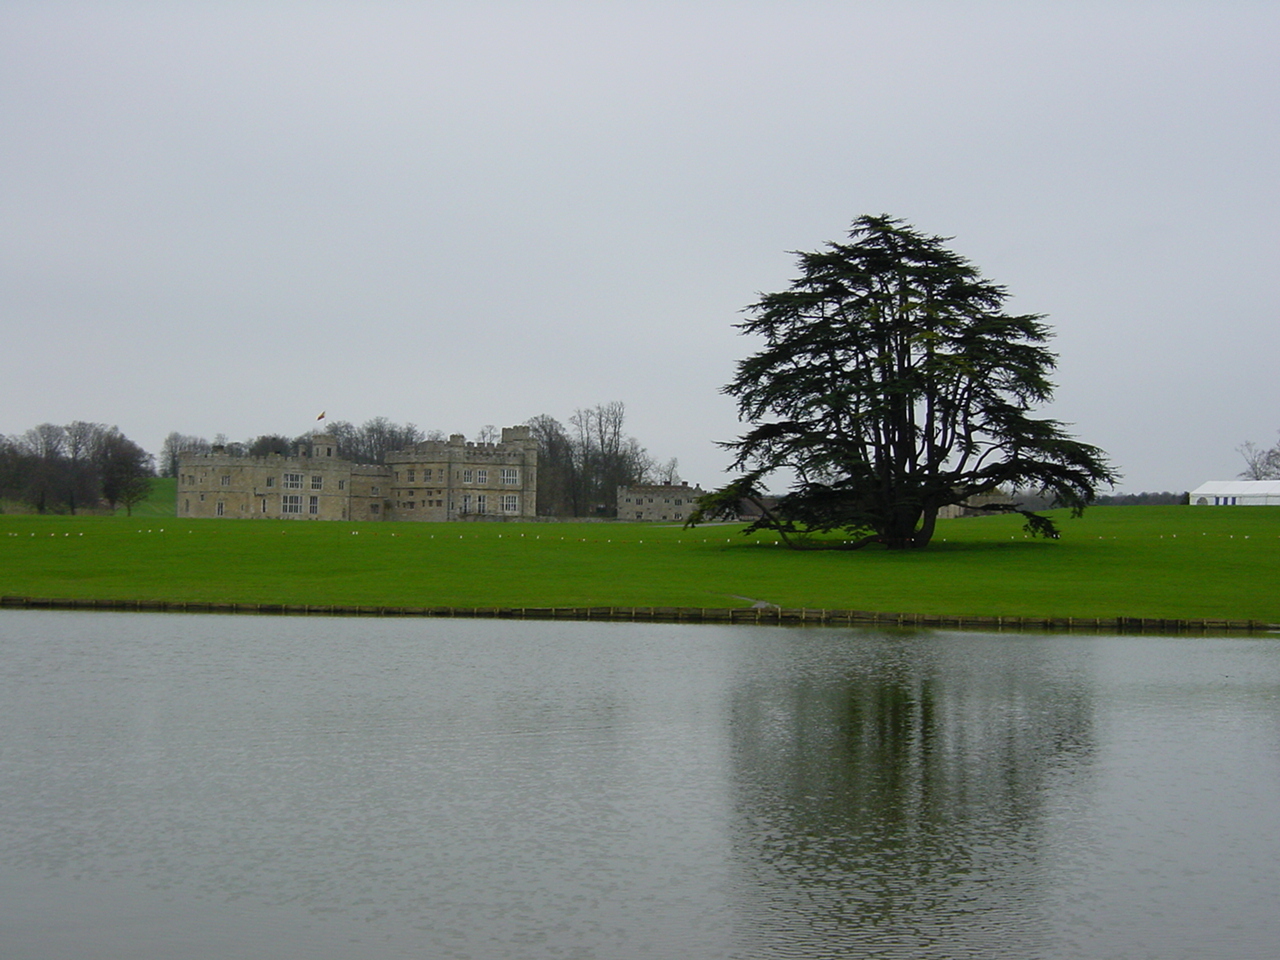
2,1 -> 1276,493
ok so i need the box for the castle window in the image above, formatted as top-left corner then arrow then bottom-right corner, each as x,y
370,503 -> 380,514
311,475 -> 323,490
220,475 -> 231,486
463,469 -> 474,484
477,469 -> 488,484
283,473 -> 302,489
216,501 -> 224,516
266,477 -> 275,487
462,494 -> 472,513
371,486 -> 380,496
422,468 -> 433,481
501,468 -> 519,484
338,479 -> 345,491
282,495 -> 302,514
309,496 -> 319,515
502,494 -> 518,513
477,494 -> 487,513
407,469 -> 415,482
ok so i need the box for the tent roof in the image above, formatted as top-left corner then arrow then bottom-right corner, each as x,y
1190,480 -> 1280,496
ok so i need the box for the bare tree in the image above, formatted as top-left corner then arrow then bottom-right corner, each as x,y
3,423 -> 152,514
64,421 -> 109,514
19,424 -> 67,513
159,432 -> 211,477
323,417 -> 425,463
531,402 -> 659,517
323,420 -> 360,459
1238,437 -> 1280,480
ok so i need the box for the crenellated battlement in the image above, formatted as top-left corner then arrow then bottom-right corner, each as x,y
177,425 -> 537,523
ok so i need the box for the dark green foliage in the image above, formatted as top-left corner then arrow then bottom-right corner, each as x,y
245,434 -> 295,458
96,431 -> 154,515
1093,491 -> 1187,506
692,215 -> 1117,548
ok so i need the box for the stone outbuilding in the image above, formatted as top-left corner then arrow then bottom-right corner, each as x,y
616,482 -> 705,522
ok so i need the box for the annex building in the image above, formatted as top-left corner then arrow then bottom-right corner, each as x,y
177,426 -> 538,522
616,483 -> 705,521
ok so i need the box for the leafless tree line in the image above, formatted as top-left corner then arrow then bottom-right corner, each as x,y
160,404 -> 678,518
525,402 -> 678,517
1238,433 -> 1280,480
159,417 -> 441,475
0,422 -> 154,515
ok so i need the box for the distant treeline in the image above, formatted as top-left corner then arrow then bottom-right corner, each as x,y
1006,489 -> 1189,509
1092,491 -> 1189,506
159,417 -> 437,476
161,402 -> 678,518
0,422 -> 154,515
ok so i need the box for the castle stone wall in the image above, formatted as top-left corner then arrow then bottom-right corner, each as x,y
177,426 -> 537,523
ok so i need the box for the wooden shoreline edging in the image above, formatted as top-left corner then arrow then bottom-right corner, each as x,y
1,595 -> 1275,634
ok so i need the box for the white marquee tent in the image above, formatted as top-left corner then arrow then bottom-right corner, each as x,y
1189,480 -> 1280,506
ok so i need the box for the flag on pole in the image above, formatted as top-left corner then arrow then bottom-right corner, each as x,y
316,411 -> 326,421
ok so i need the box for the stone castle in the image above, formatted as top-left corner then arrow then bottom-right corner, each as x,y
177,426 -> 538,522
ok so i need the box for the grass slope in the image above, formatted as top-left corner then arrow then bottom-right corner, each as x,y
2,506 -> 1279,621
122,477 -> 177,518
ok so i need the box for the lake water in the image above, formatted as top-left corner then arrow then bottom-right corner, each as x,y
1,611 -> 1278,960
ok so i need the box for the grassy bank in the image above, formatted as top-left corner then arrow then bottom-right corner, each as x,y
2,505 -> 1279,622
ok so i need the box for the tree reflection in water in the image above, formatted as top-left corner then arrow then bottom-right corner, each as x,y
728,631 -> 1096,959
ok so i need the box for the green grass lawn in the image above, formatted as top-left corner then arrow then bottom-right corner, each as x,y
121,476 -> 177,518
3,504 -> 1279,621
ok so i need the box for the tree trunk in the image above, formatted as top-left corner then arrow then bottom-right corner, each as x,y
912,505 -> 939,548
880,504 -> 931,547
